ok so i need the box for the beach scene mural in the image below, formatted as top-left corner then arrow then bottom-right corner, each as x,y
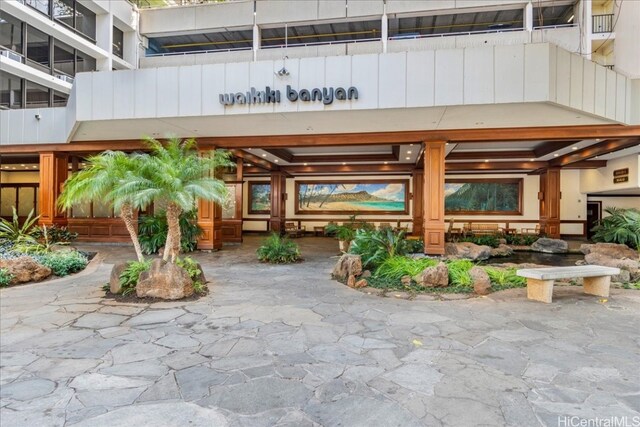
296,181 -> 408,214
445,180 -> 521,214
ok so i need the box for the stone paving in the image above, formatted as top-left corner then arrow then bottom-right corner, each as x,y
1,237 -> 639,426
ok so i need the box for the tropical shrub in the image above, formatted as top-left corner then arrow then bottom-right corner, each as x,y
37,250 -> 88,276
591,207 -> 640,250
325,215 -> 374,242
447,259 -> 474,288
349,228 -> 410,269
176,256 -> 205,293
138,210 -> 203,255
119,260 -> 152,296
0,208 -> 39,241
257,233 -> 301,264
404,238 -> 424,254
460,234 -> 500,248
30,225 -> 77,244
505,234 -> 539,246
483,266 -> 526,289
0,268 -> 13,287
375,256 -> 437,281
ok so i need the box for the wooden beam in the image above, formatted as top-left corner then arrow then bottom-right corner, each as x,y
550,138 -> 640,167
0,155 -> 40,164
292,153 -> 398,163
563,160 -> 608,169
280,164 -> 414,174
446,150 -> 536,160
228,149 -> 278,171
445,161 -> 548,171
264,148 -> 294,163
533,140 -> 581,158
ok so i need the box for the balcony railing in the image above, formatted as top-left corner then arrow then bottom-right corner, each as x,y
0,46 -> 24,63
592,14 -> 613,33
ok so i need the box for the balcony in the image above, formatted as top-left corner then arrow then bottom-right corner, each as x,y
592,14 -> 613,34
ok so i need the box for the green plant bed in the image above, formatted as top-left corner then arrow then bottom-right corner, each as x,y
459,235 -> 501,248
0,268 -> 14,287
591,207 -> 640,249
138,210 -> 203,254
257,233 -> 302,264
375,256 -> 437,281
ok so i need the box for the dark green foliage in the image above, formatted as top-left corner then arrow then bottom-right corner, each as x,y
0,268 -> 13,287
119,260 -> 152,296
504,234 -> 539,246
375,256 -> 437,281
483,266 -> 526,289
257,233 -> 301,264
445,182 -> 519,213
349,228 -> 409,269
176,256 -> 205,293
404,238 -> 424,254
591,207 -> 640,250
447,259 -> 474,288
30,225 -> 77,244
38,250 -> 88,276
138,210 -> 203,254
0,208 -> 39,241
325,215 -> 375,242
460,234 -> 500,248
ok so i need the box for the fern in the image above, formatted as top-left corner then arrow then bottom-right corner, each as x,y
257,233 -> 301,264
591,207 -> 640,250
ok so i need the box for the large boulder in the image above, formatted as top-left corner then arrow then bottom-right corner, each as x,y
530,238 -> 568,254
580,243 -> 638,260
0,256 -> 51,285
109,262 -> 127,294
332,254 -> 362,281
413,262 -> 448,287
136,259 -> 194,300
490,244 -> 513,258
445,242 -> 491,261
469,266 -> 491,295
584,252 -> 639,282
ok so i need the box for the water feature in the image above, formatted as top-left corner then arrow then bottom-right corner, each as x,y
485,251 -> 585,267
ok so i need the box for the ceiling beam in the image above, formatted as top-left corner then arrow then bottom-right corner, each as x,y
228,149 -> 278,171
446,150 -> 536,160
263,148 -> 294,163
280,164 -> 414,174
445,161 -> 548,171
533,140 -> 582,157
292,153 -> 398,163
0,155 -> 40,164
550,138 -> 640,167
563,160 -> 608,169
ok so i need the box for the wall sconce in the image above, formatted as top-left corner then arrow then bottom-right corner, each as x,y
35,114 -> 41,120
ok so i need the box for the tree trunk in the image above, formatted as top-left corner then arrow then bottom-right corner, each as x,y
165,202 -> 182,263
120,203 -> 145,263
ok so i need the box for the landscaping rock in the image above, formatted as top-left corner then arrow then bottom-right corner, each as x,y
194,262 -> 207,286
361,270 -> 372,278
331,254 -> 362,280
347,275 -> 356,288
136,259 -> 194,300
0,256 -> 51,285
109,263 -> 127,294
580,243 -> 638,260
445,242 -> 491,261
530,238 -> 568,254
491,244 -> 514,258
413,262 -> 448,287
401,275 -> 412,286
584,252 -> 639,281
354,279 -> 368,289
470,267 -> 491,295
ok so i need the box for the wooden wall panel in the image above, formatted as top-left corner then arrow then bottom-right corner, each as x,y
539,167 -> 561,238
38,152 -> 68,226
412,169 -> 423,236
423,141 -> 446,255
269,171 -> 287,233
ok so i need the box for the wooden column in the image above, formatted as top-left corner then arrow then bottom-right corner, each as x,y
412,169 -> 424,236
269,171 -> 287,234
221,158 -> 244,243
197,150 -> 223,250
539,167 -> 561,238
422,141 -> 446,255
39,152 -> 68,226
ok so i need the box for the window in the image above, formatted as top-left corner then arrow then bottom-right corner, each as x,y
0,185 -> 38,218
74,2 -> 96,41
51,0 -> 96,42
0,13 -> 23,54
24,0 -> 50,16
53,40 -> 75,76
0,72 -> 22,109
113,27 -> 124,59
26,26 -> 50,72
25,81 -> 50,109
53,0 -> 75,30
53,91 -> 68,107
76,50 -> 96,73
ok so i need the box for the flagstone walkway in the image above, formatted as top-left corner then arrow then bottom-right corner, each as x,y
1,237 -> 639,426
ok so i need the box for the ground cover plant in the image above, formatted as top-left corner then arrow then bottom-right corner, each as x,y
505,233 -> 539,246
459,234 -> 500,248
0,268 -> 13,287
138,210 -> 203,255
257,233 -> 301,264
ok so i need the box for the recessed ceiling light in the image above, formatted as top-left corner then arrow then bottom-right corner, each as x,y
407,151 -> 412,154
572,146 -> 578,150
248,148 -> 252,150
409,144 -> 414,147
342,162 -> 346,165
384,161 -> 388,164
32,165 -> 37,169
445,143 -> 449,146
484,159 -> 489,163
303,163 -> 308,166
247,163 -> 252,167
262,154 -> 267,157
405,157 -> 410,160
554,154 -> 559,157
529,158 -> 535,162
20,164 -> 25,167
274,159 -> 279,163
596,139 -> 601,142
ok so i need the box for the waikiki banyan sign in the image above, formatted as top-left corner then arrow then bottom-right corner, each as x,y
219,85 -> 358,106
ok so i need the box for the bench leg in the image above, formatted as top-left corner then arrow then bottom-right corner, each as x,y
527,278 -> 554,303
583,276 -> 610,298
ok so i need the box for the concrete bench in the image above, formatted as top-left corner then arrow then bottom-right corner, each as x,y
516,265 -> 621,303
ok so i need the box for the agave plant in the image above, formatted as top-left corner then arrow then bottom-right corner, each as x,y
0,208 -> 39,241
591,207 -> 640,251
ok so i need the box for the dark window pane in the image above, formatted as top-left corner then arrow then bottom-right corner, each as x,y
75,2 -> 96,41
25,80 -> 50,108
53,39 -> 75,76
76,51 -> 96,73
24,0 -> 50,16
53,0 -> 76,30
0,13 -> 23,54
53,90 -> 68,107
26,26 -> 50,72
113,27 -> 124,59
0,72 -> 22,109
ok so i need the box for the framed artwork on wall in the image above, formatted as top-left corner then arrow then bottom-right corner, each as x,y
248,182 -> 271,214
444,178 -> 523,215
295,180 -> 409,215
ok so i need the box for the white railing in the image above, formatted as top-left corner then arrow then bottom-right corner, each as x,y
145,45 -> 252,57
532,23 -> 577,30
0,47 -> 24,63
55,73 -> 75,84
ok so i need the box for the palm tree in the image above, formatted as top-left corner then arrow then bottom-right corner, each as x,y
58,151 -> 149,262
119,137 -> 233,263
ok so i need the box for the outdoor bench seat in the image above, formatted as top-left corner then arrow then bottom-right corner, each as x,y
516,265 -> 620,303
